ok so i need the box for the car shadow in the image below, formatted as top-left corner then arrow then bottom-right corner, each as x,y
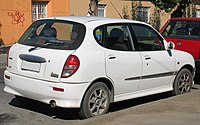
9,91 -> 173,120
194,72 -> 200,84
109,91 -> 171,112
9,97 -> 80,120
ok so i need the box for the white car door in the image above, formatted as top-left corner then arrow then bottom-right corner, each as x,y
139,51 -> 176,90
131,24 -> 176,91
105,50 -> 142,98
94,24 -> 142,101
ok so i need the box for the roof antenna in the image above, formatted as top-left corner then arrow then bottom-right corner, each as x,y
110,2 -> 123,19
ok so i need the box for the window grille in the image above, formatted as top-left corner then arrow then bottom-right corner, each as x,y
196,9 -> 200,17
137,7 -> 150,23
32,2 -> 48,22
97,4 -> 106,17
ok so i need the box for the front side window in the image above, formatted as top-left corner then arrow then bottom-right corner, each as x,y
131,24 -> 165,51
162,20 -> 200,40
94,24 -> 134,51
18,20 -> 86,50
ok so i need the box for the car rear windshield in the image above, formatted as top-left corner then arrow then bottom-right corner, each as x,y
162,20 -> 200,40
18,20 -> 86,50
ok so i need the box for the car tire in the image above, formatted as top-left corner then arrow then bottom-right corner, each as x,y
172,68 -> 193,95
79,82 -> 110,119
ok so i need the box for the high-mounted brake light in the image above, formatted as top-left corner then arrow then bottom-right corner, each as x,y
61,55 -> 80,78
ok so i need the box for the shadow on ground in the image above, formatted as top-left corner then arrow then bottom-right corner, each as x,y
9,96 -> 80,120
0,113 -> 17,124
9,91 -> 173,120
194,72 -> 200,84
109,91 -> 172,112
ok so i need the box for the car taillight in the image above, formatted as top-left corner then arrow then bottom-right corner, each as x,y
61,55 -> 80,78
6,47 -> 10,67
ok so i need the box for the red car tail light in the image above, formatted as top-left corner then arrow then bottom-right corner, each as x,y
53,87 -> 64,92
61,55 -> 80,78
5,75 -> 11,80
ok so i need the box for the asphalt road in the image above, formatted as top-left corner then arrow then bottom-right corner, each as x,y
0,54 -> 200,125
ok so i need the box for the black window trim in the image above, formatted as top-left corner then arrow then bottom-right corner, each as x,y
93,23 -> 136,51
129,23 -> 166,51
18,19 -> 86,50
162,20 -> 200,40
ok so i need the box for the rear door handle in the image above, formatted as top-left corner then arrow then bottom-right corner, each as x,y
109,56 -> 116,59
145,57 -> 151,60
108,54 -> 116,60
144,55 -> 151,60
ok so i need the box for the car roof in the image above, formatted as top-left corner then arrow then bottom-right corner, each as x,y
40,16 -> 147,26
170,18 -> 200,21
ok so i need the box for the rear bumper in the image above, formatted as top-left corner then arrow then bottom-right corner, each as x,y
4,70 -> 90,108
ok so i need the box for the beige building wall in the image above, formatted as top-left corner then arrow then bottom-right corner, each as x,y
0,0 -> 70,45
69,0 -> 89,16
99,0 -> 132,18
69,0 -> 170,29
48,0 -> 70,16
0,0 -> 32,45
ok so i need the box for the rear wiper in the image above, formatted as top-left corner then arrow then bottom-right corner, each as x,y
28,40 -> 64,52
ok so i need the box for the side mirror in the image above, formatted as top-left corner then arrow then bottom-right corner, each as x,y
167,42 -> 175,50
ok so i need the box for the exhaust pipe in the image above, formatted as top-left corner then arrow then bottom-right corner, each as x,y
50,100 -> 56,108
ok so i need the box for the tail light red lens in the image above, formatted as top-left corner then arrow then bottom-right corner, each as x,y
61,55 -> 80,78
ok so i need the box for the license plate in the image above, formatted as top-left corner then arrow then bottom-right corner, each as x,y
21,61 -> 41,73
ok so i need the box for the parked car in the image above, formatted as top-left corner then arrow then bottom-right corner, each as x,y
4,16 -> 195,119
160,18 -> 200,74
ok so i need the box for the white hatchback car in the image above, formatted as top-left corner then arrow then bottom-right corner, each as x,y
4,16 -> 195,118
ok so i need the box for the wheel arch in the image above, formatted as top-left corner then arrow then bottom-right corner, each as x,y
81,77 -> 114,105
172,64 -> 194,95
178,64 -> 195,76
173,64 -> 195,90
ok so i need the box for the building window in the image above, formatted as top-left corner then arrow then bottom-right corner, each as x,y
32,2 -> 48,22
137,7 -> 150,23
97,4 -> 106,17
196,9 -> 200,17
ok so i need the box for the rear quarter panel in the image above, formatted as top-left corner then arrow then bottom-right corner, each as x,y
60,27 -> 107,83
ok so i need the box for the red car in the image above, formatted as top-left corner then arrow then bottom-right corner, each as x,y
160,18 -> 200,74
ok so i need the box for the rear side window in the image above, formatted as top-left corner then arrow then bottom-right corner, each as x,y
94,24 -> 134,51
162,20 -> 200,40
18,20 -> 86,50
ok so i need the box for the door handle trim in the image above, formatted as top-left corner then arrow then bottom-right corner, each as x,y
109,56 -> 116,59
145,57 -> 151,60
